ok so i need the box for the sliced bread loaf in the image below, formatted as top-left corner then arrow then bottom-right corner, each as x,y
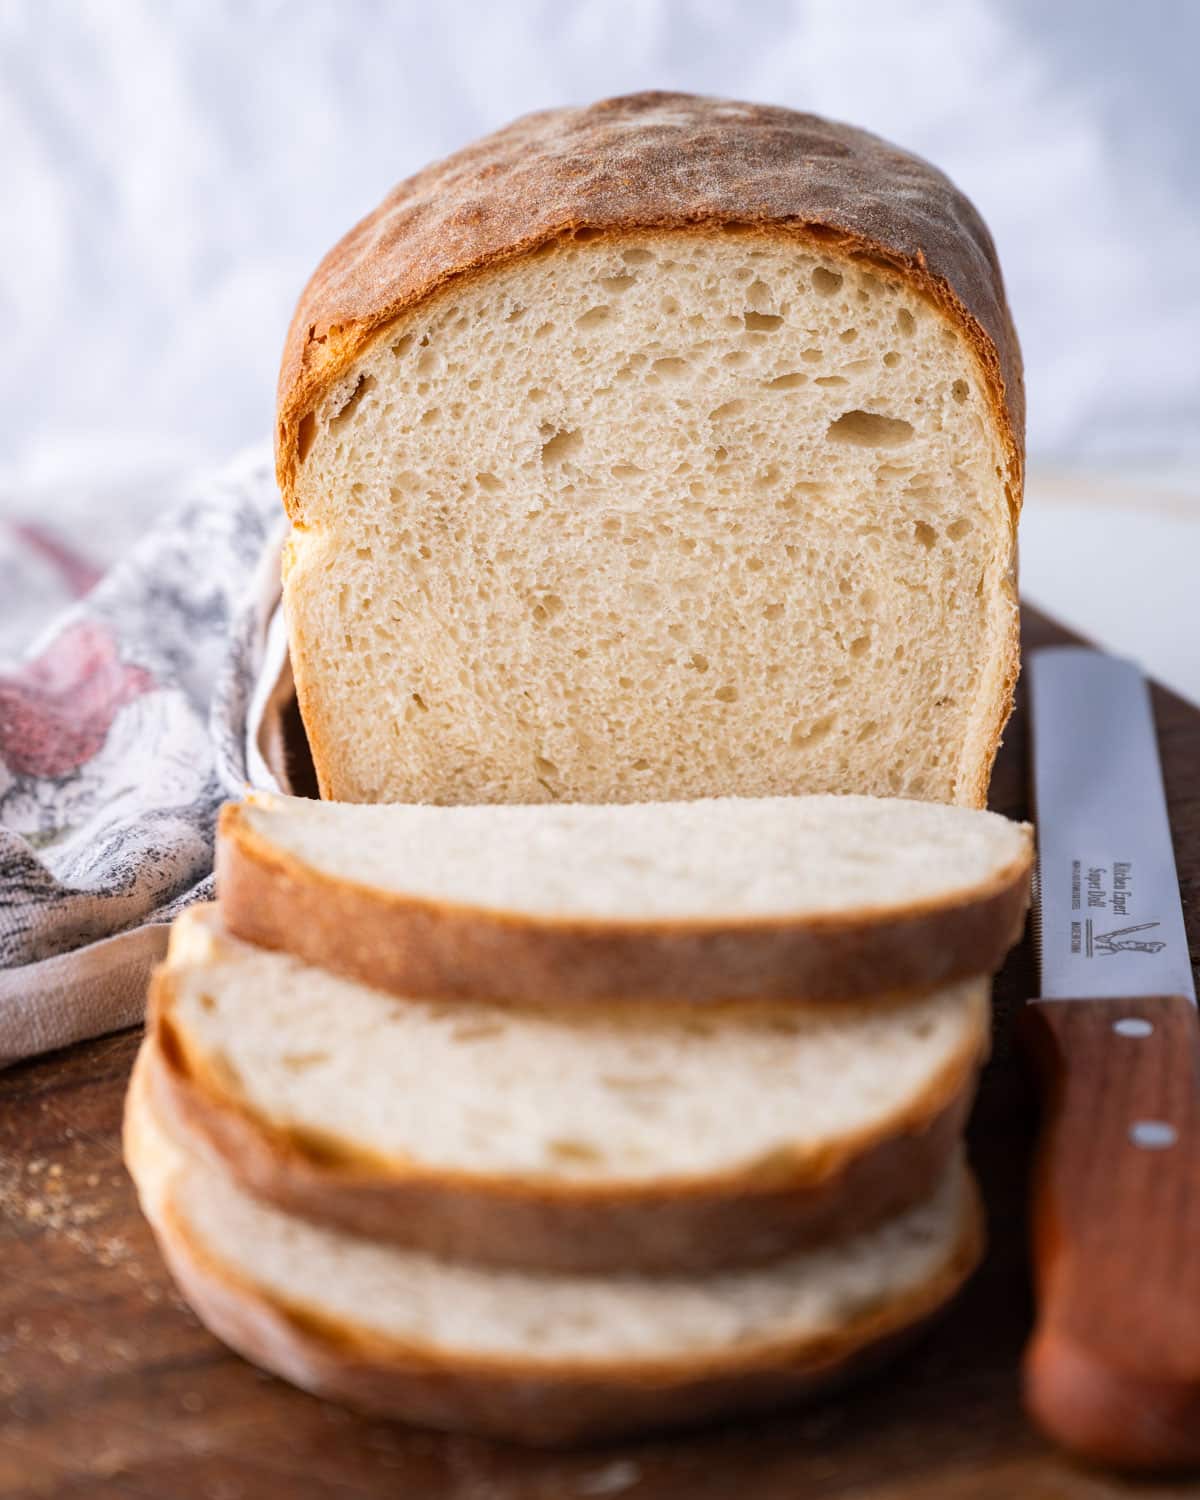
277,93 -> 1023,809
125,1043 -> 984,1446
217,792 -> 1031,1004
148,905 -> 988,1272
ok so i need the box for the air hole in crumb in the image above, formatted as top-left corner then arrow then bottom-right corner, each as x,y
746,277 -> 773,309
914,521 -> 937,549
476,472 -> 501,492
547,1138 -> 603,1164
411,692 -> 428,712
601,273 -> 637,293
791,715 -> 834,748
951,379 -> 969,403
766,372 -> 806,390
687,653 -> 710,672
621,247 -> 654,265
802,347 -> 823,363
531,594 -> 565,625
660,295 -> 680,315
812,266 -> 843,295
330,373 -> 376,429
651,356 -> 687,377
827,410 -> 914,447
897,308 -> 916,336
883,351 -> 901,367
840,328 -> 858,343
946,517 -> 972,541
391,333 -> 414,357
710,400 -> 745,421
611,463 -> 643,479
632,758 -> 651,771
295,413 -> 317,465
763,602 -> 784,621
714,685 -> 739,703
540,427 -> 583,464
744,311 -> 783,332
576,305 -> 612,329
533,755 -> 558,778
533,321 -> 555,340
282,1052 -> 330,1072
849,635 -> 871,658
573,226 -> 606,242
199,993 -> 217,1013
816,376 -> 847,387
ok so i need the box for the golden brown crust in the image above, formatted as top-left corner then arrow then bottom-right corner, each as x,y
144,982 -> 985,1273
151,1207 -> 978,1445
215,801 -> 1031,1006
276,91 -> 1024,521
125,1055 -> 984,1446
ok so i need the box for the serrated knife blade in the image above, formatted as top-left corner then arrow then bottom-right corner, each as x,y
1029,646 -> 1194,1003
1019,644 -> 1200,1471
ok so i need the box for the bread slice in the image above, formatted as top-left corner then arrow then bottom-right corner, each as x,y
147,905 -> 988,1273
276,93 -> 1023,809
217,792 -> 1031,1005
125,1043 -> 984,1446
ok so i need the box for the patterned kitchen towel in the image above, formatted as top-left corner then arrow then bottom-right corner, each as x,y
0,448 -> 287,1066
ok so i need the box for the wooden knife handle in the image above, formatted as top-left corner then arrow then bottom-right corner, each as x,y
1020,994 -> 1200,1470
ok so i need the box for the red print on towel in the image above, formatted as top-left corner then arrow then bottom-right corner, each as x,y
0,621 -> 155,778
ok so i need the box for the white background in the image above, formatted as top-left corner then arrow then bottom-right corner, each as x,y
2,0 -> 1197,694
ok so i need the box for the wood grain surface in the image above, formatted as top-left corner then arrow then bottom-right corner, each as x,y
2,606 -> 1198,1500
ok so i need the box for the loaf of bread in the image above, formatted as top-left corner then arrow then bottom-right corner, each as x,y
217,791 -> 1032,1004
276,91 -> 1023,808
148,905 -> 988,1273
125,1043 -> 983,1447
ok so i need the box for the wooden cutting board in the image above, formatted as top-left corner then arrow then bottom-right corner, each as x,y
2,606 -> 1198,1500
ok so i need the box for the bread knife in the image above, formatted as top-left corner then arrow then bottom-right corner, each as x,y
1022,645 -> 1200,1469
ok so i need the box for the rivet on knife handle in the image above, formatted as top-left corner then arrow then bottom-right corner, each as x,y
1020,994 -> 1200,1469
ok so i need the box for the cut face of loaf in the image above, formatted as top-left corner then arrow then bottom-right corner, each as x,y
285,227 -> 1016,806
149,905 -> 988,1272
217,792 -> 1032,1005
125,1046 -> 983,1446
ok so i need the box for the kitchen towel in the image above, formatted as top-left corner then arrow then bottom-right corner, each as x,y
0,448 -> 288,1066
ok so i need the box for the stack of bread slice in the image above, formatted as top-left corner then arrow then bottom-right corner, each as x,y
126,792 -> 1031,1445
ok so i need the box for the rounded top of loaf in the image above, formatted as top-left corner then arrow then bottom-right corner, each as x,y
276,90 -> 1023,505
